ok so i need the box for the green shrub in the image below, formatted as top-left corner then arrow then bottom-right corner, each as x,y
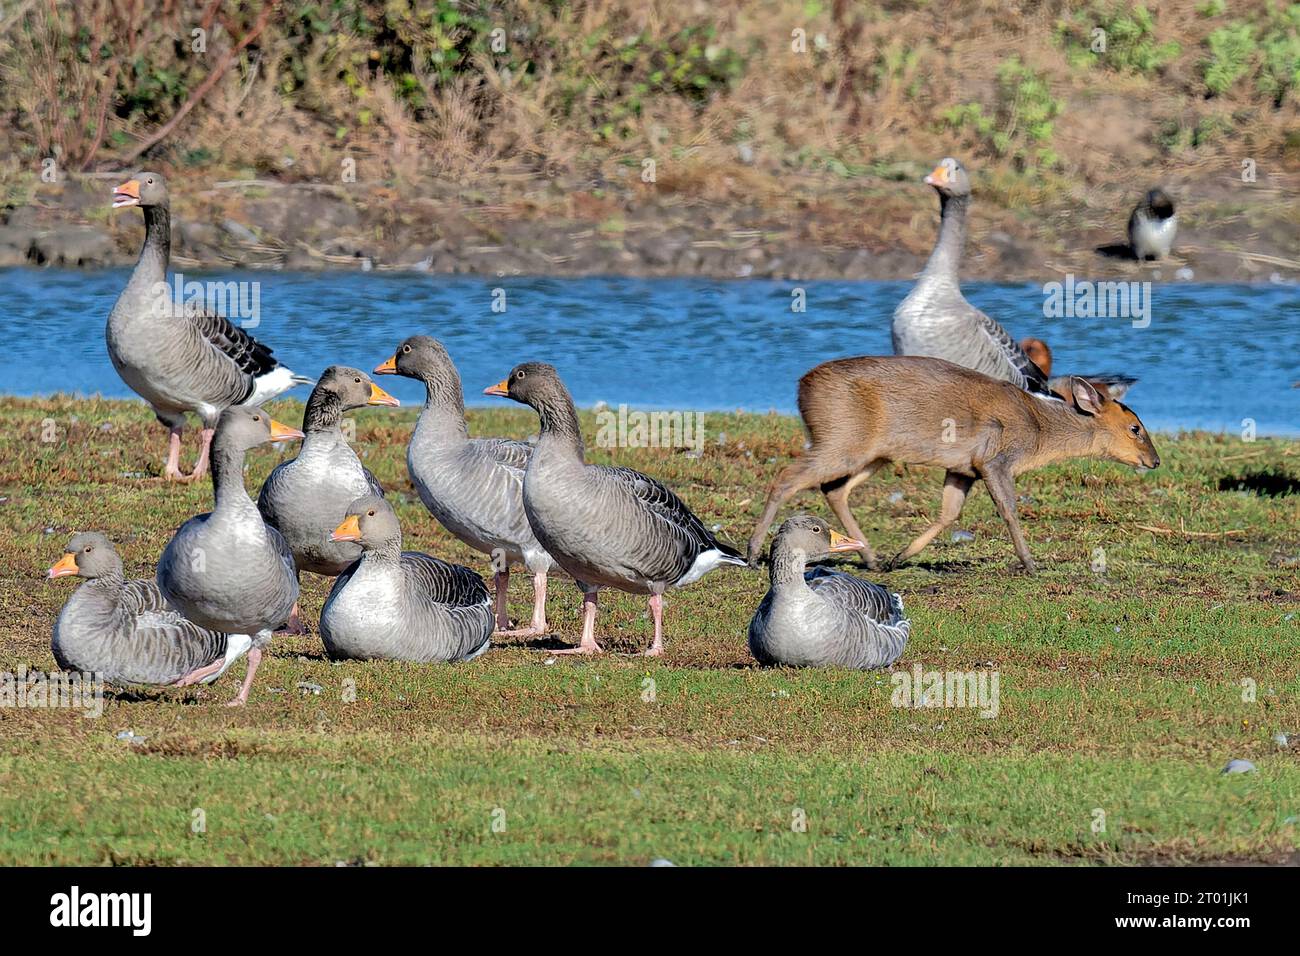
944,57 -> 1061,175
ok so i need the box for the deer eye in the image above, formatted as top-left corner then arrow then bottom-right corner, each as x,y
1130,424 -> 1141,436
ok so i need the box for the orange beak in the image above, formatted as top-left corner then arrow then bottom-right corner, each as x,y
268,418 -> 305,442
112,179 -> 140,208
483,378 -> 510,397
47,553 -> 79,579
829,530 -> 865,553
923,164 -> 949,187
373,355 -> 398,375
331,514 -> 362,542
367,381 -> 399,407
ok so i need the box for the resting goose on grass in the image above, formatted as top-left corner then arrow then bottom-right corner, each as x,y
156,405 -> 303,705
48,533 -> 251,688
108,172 -> 312,481
748,515 -> 909,669
374,335 -> 555,636
485,362 -> 746,656
319,496 -> 493,663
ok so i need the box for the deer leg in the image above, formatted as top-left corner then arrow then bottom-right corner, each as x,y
979,465 -> 1036,572
749,458 -> 842,565
890,471 -> 975,568
822,460 -> 885,568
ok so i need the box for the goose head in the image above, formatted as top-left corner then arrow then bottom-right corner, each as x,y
113,171 -> 168,209
314,366 -> 398,411
924,157 -> 971,199
483,361 -> 565,409
374,335 -> 463,403
773,514 -> 863,563
213,405 -> 304,456
48,532 -> 122,580
330,495 -> 400,550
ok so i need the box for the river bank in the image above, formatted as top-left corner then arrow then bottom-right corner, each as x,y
4,164 -> 1299,284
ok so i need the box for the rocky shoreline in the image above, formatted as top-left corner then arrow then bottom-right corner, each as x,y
4,172 -> 1298,284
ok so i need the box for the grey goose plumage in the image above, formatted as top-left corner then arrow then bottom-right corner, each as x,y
892,158 -> 1054,396
257,366 -> 397,578
748,516 -> 909,669
894,158 -> 1138,400
486,362 -> 746,656
375,335 -> 555,636
108,172 -> 312,481
48,533 -> 252,688
1128,187 -> 1177,260
319,496 -> 493,663
156,405 -> 303,705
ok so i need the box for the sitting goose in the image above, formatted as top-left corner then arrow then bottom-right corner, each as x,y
892,157 -> 1053,396
374,335 -> 554,636
157,405 -> 303,705
319,496 -> 493,663
48,533 -> 251,688
748,515 -> 909,669
109,172 -> 312,481
257,366 -> 397,630
485,363 -> 746,656
1128,188 -> 1177,260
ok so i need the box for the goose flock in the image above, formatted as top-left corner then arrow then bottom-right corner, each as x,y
45,164 -> 1155,703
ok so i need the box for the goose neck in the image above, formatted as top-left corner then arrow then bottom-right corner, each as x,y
769,543 -> 810,589
921,192 -> 968,280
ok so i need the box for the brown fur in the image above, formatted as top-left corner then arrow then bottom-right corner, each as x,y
748,355 -> 1159,571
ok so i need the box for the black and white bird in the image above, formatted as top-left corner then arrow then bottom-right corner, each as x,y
1128,188 -> 1177,261
108,172 -> 312,481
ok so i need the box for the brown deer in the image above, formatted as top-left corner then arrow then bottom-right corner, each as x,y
748,356 -> 1160,572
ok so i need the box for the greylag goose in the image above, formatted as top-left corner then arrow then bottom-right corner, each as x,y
156,405 -> 303,705
48,533 -> 251,688
891,158 -> 1053,396
257,364 -> 396,582
485,363 -> 746,656
748,516 -> 909,669
109,172 -> 312,481
375,336 -> 554,636
319,496 -> 493,663
1128,188 -> 1177,260
1018,337 -> 1134,401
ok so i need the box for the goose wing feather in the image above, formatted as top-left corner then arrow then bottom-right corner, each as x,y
806,567 -> 905,623
400,552 -> 490,607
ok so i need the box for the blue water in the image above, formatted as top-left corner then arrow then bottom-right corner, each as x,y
3,268 -> 1297,435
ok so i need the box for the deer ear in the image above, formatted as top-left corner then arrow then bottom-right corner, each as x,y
1070,377 -> 1106,416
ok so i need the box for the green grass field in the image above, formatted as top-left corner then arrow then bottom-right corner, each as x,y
1,396 -> 1297,865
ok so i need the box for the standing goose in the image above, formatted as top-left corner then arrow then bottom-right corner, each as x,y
320,496 -> 493,663
374,335 -> 554,636
109,172 -> 312,480
1128,188 -> 1177,260
748,516 -> 909,669
893,158 -> 1138,398
891,157 -> 1053,396
257,366 -> 397,629
48,533 -> 252,688
485,363 -> 746,656
156,405 -> 303,705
